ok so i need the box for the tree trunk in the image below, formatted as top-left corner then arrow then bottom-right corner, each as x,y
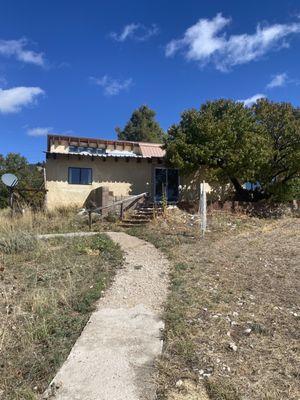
229,176 -> 270,201
229,176 -> 252,201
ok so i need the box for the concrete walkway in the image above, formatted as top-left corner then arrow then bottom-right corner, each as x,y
42,232 -> 169,400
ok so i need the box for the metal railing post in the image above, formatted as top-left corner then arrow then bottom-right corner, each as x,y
88,211 -> 92,230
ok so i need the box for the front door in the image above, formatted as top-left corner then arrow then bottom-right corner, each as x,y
154,168 -> 179,202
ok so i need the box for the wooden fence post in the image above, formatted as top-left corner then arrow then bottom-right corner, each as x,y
88,211 -> 92,231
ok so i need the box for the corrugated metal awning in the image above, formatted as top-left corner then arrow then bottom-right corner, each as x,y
45,151 -> 150,159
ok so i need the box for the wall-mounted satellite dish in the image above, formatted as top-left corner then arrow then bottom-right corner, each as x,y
1,173 -> 18,188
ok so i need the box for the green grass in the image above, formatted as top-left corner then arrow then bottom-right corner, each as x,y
0,234 -> 123,399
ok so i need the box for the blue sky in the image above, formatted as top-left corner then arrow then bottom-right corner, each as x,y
1,0 -> 300,162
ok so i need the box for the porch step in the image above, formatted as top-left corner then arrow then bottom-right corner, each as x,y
121,223 -> 145,228
137,208 -> 163,215
130,214 -> 153,220
121,218 -> 150,225
120,201 -> 166,228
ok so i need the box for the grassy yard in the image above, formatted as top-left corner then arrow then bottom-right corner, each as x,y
1,207 -> 299,400
0,221 -> 123,399
0,207 -> 91,235
126,211 -> 300,400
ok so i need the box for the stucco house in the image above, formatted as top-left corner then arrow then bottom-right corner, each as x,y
45,134 -> 181,210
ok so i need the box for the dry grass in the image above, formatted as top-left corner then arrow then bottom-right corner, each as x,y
0,207 -> 89,236
126,210 -> 300,400
0,232 -> 123,399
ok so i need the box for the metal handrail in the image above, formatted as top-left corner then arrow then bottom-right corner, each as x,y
86,192 -> 149,229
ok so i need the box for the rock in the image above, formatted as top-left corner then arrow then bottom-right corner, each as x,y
77,209 -> 86,216
176,379 -> 184,388
228,342 -> 238,352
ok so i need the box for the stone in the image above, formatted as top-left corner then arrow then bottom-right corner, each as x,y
176,379 -> 184,388
228,342 -> 238,352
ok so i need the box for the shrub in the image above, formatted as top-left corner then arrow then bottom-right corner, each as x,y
105,211 -> 119,223
0,231 -> 37,254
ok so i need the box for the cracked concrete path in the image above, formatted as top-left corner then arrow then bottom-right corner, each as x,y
42,232 -> 169,400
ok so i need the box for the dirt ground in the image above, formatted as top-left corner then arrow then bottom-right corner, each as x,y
128,211 -> 300,400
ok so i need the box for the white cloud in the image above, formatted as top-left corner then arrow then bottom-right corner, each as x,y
90,75 -> 133,96
0,38 -> 45,66
0,86 -> 44,113
266,72 -> 288,88
110,24 -> 139,41
110,23 -> 159,42
27,127 -> 53,137
166,14 -> 230,60
165,14 -> 300,71
238,93 -> 266,107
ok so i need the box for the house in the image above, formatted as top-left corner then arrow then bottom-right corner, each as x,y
45,134 -> 181,210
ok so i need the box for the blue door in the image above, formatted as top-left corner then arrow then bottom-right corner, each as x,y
154,168 -> 179,202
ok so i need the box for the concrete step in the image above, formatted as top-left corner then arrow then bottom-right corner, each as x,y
121,219 -> 150,225
130,214 -> 154,220
139,207 -> 163,211
136,210 -> 163,215
121,223 -> 145,228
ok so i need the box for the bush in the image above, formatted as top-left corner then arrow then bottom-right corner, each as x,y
0,231 -> 37,254
105,211 -> 119,223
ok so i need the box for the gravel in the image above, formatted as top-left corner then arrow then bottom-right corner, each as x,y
103,232 -> 169,312
43,231 -> 169,400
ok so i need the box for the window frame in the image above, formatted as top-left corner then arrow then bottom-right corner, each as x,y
68,167 -> 93,185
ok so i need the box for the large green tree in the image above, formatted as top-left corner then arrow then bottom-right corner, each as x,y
253,99 -> 300,200
116,105 -> 165,143
0,153 -> 44,209
166,99 -> 271,200
166,99 -> 300,201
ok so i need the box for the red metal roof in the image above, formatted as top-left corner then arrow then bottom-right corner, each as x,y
139,143 -> 165,158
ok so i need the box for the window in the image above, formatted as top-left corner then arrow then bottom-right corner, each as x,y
68,167 -> 92,185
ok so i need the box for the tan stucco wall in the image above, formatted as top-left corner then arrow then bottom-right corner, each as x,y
178,169 -> 213,204
45,156 -> 154,209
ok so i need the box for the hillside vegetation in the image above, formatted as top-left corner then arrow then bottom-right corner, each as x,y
127,211 -> 300,400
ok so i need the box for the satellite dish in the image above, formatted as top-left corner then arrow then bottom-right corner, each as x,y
1,173 -> 18,188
